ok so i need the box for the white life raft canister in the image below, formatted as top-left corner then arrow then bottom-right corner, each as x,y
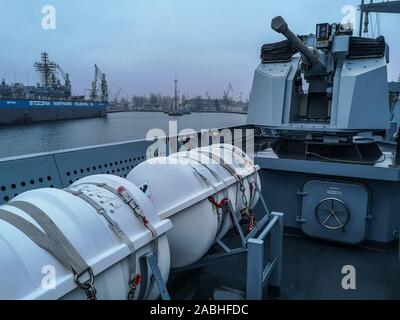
127,144 -> 261,269
0,175 -> 171,300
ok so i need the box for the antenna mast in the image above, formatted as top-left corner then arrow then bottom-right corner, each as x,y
174,76 -> 179,112
34,52 -> 58,87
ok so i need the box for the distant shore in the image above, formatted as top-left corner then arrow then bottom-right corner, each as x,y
107,110 -> 247,115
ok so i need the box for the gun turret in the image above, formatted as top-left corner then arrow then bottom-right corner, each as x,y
271,16 -> 319,67
249,15 -> 390,146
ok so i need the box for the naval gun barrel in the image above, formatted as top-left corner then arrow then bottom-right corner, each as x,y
271,16 -> 319,67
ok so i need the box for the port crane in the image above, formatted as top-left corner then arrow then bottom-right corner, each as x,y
90,64 -> 109,103
114,87 -> 122,102
223,82 -> 233,102
112,87 -> 123,106
56,64 -> 72,99
56,65 -> 70,85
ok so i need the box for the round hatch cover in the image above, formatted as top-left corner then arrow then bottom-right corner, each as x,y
315,198 -> 350,230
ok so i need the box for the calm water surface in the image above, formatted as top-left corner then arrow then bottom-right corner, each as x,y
0,112 -> 246,158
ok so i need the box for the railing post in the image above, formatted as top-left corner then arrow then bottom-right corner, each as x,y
246,238 -> 264,300
269,212 -> 284,297
144,252 -> 171,300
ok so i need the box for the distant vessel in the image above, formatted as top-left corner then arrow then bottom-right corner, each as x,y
168,77 -> 184,116
182,105 -> 192,115
0,52 -> 108,125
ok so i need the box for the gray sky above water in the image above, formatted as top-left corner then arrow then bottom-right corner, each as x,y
0,0 -> 399,100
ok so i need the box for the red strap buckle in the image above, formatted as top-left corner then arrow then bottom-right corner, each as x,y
130,274 -> 141,289
117,186 -> 126,194
208,196 -> 228,209
118,186 -> 156,238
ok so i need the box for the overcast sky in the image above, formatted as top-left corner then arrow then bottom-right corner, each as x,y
0,0 -> 399,100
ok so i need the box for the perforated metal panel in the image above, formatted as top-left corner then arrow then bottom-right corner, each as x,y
0,155 -> 63,204
0,140 -> 153,205
54,140 -> 151,187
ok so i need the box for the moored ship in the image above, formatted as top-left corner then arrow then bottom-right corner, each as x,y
0,52 -> 108,125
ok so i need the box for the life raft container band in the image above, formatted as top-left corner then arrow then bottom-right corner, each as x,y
0,202 -> 97,300
65,189 -> 137,253
65,188 -> 140,299
96,183 -> 158,238
66,183 -> 159,300
72,182 -> 157,239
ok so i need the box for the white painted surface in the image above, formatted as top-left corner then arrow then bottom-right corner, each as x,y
127,144 -> 261,268
0,175 -> 172,300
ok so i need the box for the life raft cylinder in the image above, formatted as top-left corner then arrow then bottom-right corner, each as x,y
127,144 -> 261,269
0,175 -> 172,300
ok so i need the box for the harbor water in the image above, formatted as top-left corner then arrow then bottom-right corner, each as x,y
0,111 -> 246,158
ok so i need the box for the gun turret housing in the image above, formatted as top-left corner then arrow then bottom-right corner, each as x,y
248,15 -> 390,160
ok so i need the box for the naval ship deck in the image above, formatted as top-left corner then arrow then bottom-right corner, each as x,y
169,142 -> 400,300
0,132 -> 399,300
170,233 -> 400,300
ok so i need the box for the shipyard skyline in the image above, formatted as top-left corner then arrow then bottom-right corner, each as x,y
0,51 -> 248,125
1,0 -> 399,99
